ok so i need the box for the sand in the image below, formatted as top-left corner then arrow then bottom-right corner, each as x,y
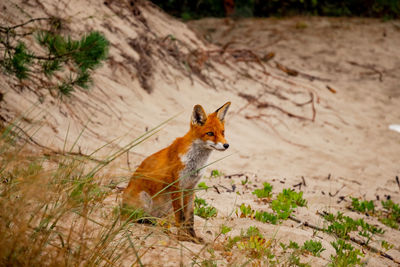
0,0 -> 399,265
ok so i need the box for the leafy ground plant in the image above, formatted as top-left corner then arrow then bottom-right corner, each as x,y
271,189 -> 307,220
329,239 -> 363,267
380,199 -> 400,229
252,182 -> 273,198
302,240 -> 326,257
194,196 -> 217,219
226,226 -> 275,263
350,197 -> 375,214
323,211 -> 384,245
350,197 -> 400,230
239,187 -> 307,224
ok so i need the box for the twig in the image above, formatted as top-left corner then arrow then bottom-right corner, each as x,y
347,60 -> 383,82
0,17 -> 52,31
293,182 -> 302,190
288,216 -> 323,231
275,61 -> 331,81
224,173 -> 245,178
326,85 -> 337,94
329,184 -> 345,197
301,176 -> 306,187
395,176 -> 400,191
213,185 -> 220,194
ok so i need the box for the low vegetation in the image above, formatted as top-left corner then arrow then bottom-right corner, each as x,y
240,183 -> 307,224
350,197 -> 400,229
194,196 -> 218,219
152,0 -> 400,19
0,18 -> 109,97
0,125 -> 398,266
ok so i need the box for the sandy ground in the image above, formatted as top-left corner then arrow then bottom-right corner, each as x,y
1,0 -> 400,266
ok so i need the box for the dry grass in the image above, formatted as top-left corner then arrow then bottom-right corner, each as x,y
2,120 -> 393,267
0,121 -> 307,267
0,119 -> 178,266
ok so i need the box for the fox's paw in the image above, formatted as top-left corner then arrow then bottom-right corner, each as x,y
177,232 -> 204,244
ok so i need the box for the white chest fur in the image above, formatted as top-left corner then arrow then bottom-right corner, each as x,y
179,140 -> 212,189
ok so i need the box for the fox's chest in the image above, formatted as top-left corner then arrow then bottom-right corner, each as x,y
179,144 -> 212,189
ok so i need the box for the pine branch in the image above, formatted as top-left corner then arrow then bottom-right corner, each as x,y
0,17 -> 52,31
0,18 -> 109,97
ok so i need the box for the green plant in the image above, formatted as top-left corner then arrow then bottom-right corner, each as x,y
197,181 -> 209,191
210,169 -> 223,178
349,197 -> 400,230
194,196 -> 217,219
241,177 -> 249,185
152,0 -> 400,19
0,18 -> 109,97
350,197 -> 375,214
220,224 -> 232,234
381,240 -> 394,251
252,182 -> 273,198
323,212 -> 384,245
329,239 -> 363,267
227,226 -> 274,260
280,240 -> 311,267
238,203 -> 255,218
271,189 -> 307,220
239,188 -> 307,224
379,199 -> 400,229
254,210 -> 278,224
302,240 -> 325,257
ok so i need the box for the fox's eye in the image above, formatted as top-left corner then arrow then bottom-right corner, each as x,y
222,130 -> 225,136
206,132 -> 214,136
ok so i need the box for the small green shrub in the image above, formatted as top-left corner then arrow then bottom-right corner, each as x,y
380,199 -> 400,229
323,212 -> 384,245
194,196 -> 217,219
329,239 -> 363,267
252,182 -> 273,198
210,169 -> 223,178
220,224 -> 232,234
227,226 -> 274,260
197,182 -> 209,191
381,240 -> 394,251
302,240 -> 325,257
271,189 -> 307,220
350,197 -> 375,214
239,188 -> 307,224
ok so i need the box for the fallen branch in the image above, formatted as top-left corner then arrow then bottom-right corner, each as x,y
347,60 -> 383,82
329,184 -> 345,197
275,61 -> 331,82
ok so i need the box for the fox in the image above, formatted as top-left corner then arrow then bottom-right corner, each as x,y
122,102 -> 231,243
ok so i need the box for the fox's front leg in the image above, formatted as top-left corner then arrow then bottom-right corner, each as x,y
183,191 -> 196,236
171,190 -> 202,243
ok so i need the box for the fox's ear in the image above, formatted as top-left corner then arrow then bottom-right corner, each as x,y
191,105 -> 207,126
215,101 -> 231,122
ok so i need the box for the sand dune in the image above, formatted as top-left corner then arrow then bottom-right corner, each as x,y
1,1 -> 399,265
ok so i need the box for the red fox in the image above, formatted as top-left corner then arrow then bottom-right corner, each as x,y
122,102 -> 231,242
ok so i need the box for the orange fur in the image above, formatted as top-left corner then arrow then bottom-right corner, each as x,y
122,102 -> 231,242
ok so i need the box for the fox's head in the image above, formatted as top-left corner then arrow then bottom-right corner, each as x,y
190,102 -> 231,151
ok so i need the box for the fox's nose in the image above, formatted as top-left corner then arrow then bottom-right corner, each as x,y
223,143 -> 229,149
